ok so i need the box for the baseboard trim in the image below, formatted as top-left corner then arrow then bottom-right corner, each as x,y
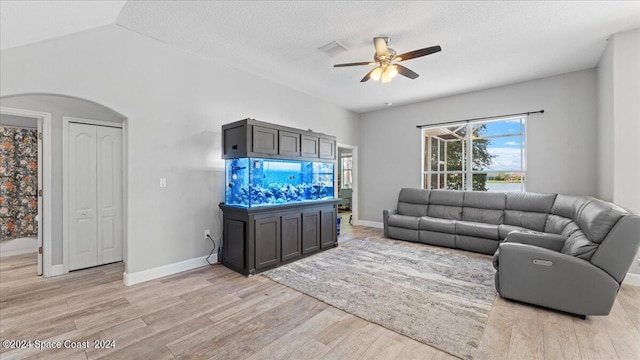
123,255 -> 215,286
358,220 -> 384,229
623,272 -> 640,286
0,248 -> 36,257
50,264 -> 65,276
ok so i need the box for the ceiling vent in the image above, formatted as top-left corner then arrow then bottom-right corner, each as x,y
318,41 -> 349,57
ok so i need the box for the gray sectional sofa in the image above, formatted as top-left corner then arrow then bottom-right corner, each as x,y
383,188 -> 640,316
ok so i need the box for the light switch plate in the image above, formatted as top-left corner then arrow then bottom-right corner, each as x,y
160,178 -> 167,188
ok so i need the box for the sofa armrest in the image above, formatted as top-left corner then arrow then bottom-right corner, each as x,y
497,242 -> 619,315
383,209 -> 397,237
504,231 -> 567,252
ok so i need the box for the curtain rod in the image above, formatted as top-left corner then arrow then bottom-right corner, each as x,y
415,109 -> 544,129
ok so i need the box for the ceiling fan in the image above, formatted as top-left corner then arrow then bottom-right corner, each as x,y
334,37 -> 441,83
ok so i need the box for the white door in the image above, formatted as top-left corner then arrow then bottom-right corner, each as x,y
68,123 -> 123,271
96,126 -> 123,265
69,123 -> 98,271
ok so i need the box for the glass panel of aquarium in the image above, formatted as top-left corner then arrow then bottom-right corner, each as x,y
225,158 -> 335,208
225,158 -> 250,207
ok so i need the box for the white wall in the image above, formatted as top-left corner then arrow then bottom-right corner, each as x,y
597,27 -> 640,275
0,237 -> 37,257
0,114 -> 37,128
0,95 -> 125,265
359,69 -> 598,223
0,25 -> 360,276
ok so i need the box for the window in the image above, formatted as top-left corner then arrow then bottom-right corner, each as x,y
422,117 -> 526,192
341,154 -> 353,189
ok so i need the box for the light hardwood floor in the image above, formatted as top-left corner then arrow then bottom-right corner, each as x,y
1,226 -> 639,360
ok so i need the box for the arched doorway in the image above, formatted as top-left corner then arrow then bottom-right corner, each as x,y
0,94 -> 128,277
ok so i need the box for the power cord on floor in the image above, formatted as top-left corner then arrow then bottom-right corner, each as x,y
206,233 -> 217,265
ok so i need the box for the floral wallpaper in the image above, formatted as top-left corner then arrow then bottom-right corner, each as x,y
0,126 -> 38,240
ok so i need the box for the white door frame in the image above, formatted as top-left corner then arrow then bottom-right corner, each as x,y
336,143 -> 358,226
0,106 -> 53,276
63,116 -> 124,274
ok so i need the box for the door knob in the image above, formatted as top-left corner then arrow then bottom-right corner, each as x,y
81,211 -> 88,216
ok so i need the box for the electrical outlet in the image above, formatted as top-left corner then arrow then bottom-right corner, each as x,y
204,229 -> 211,239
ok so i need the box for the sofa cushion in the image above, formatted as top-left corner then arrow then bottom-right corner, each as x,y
498,224 -> 529,240
550,194 -> 580,218
456,221 -> 499,240
561,230 -> 599,260
398,202 -> 428,217
397,188 -> 430,217
428,205 -> 463,220
430,190 -> 464,206
506,192 -> 557,213
544,214 -> 572,235
462,207 -> 504,225
504,210 -> 547,232
574,199 -> 627,244
388,214 -> 420,230
419,217 -> 456,234
398,188 -> 430,203
463,191 -> 506,209
427,190 -> 464,220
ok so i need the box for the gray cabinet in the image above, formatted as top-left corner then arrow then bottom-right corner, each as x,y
302,210 -> 320,254
281,214 -> 301,261
279,131 -> 300,156
321,208 -> 336,249
255,216 -> 280,270
223,218 -> 245,270
253,126 -> 279,154
220,200 -> 339,276
319,137 -> 336,159
222,119 -> 336,160
223,124 -> 248,158
301,135 -> 319,158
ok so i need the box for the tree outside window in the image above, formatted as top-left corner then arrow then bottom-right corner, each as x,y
422,117 -> 526,192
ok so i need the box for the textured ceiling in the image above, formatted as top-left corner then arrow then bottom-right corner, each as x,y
115,1 -> 640,113
2,1 -> 639,113
0,1 -> 126,50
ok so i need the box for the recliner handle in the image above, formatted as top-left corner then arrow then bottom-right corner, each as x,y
533,259 -> 553,266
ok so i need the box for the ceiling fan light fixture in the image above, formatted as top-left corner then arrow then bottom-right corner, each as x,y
386,65 -> 398,79
381,69 -> 392,83
370,66 -> 383,81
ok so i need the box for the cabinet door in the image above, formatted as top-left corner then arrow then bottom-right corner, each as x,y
319,138 -> 336,159
224,218 -> 246,270
320,208 -> 336,249
301,135 -> 319,158
281,214 -> 301,261
279,131 -> 300,156
223,124 -> 247,158
255,217 -> 280,270
302,211 -> 320,254
253,126 -> 278,154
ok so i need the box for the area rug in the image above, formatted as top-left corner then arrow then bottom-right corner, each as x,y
263,237 -> 497,359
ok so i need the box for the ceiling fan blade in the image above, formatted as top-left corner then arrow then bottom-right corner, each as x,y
360,68 -> 377,82
396,45 -> 441,62
374,37 -> 389,56
396,64 -> 419,79
334,61 -> 374,67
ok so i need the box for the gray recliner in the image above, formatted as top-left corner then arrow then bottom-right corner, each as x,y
494,196 -> 640,316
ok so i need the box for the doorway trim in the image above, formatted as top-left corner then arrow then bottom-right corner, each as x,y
0,106 -> 53,276
336,143 -> 358,226
62,116 -> 124,274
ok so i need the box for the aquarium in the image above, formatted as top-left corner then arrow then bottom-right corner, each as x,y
225,158 -> 335,208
